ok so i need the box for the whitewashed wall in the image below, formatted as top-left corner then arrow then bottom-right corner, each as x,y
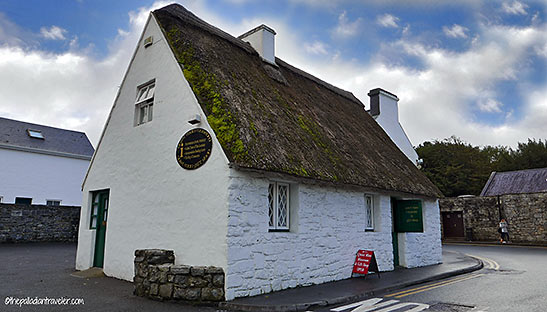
225,170 -> 395,300
397,199 -> 442,268
0,148 -> 89,205
75,15 -> 230,281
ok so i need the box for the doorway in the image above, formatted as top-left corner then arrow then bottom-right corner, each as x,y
91,190 -> 109,268
442,211 -> 464,238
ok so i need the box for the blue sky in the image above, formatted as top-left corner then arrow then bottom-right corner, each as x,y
0,0 -> 545,148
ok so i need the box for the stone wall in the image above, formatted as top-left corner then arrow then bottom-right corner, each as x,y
134,249 -> 225,303
0,204 -> 80,243
439,193 -> 546,244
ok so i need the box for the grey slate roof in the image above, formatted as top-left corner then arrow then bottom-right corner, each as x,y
480,168 -> 547,196
0,117 -> 94,159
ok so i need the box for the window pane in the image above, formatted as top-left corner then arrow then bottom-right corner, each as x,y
92,204 -> 98,217
146,84 -> 155,99
136,88 -> 148,102
277,184 -> 288,228
268,184 -> 275,227
91,216 -> 97,229
365,195 -> 373,229
140,105 -> 148,124
147,104 -> 153,121
103,199 -> 108,222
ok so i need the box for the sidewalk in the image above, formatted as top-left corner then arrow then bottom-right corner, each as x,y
443,239 -> 547,248
220,250 -> 482,312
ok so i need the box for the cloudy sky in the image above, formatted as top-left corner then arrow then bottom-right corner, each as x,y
0,0 -> 545,148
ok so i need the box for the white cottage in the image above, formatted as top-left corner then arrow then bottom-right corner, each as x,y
76,4 -> 443,301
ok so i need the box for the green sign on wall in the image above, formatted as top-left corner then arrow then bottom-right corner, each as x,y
394,200 -> 423,232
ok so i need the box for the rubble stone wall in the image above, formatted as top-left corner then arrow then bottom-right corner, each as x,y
0,204 -> 80,243
134,249 -> 225,303
439,193 -> 546,244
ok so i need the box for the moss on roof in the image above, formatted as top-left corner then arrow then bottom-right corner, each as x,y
153,4 -> 442,198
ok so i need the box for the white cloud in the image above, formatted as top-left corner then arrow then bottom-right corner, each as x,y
304,41 -> 328,55
443,24 -> 468,38
0,1 -> 171,146
40,26 -> 67,40
1,1 -> 545,150
502,1 -> 528,15
478,98 -> 503,113
332,11 -> 362,38
377,14 -> 399,28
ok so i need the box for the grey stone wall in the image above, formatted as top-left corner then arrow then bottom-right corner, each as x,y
134,249 -> 225,303
0,204 -> 80,243
439,193 -> 546,244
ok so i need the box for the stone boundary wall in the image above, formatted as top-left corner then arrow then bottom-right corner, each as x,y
134,249 -> 225,303
0,203 -> 80,243
439,192 -> 546,244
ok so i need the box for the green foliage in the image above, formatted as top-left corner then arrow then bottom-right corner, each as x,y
416,137 -> 547,197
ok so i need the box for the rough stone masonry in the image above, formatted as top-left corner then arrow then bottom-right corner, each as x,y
134,249 -> 225,302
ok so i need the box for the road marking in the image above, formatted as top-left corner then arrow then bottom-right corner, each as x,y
385,274 -> 481,298
330,298 -> 383,311
466,254 -> 500,270
373,302 -> 429,312
330,298 -> 430,312
393,274 -> 484,298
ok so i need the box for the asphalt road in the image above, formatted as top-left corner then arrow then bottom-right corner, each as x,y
0,243 -> 217,312
322,244 -> 547,312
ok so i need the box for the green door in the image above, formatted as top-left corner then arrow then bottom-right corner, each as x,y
91,190 -> 109,268
391,198 -> 399,267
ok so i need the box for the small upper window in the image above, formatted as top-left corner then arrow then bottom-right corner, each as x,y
27,129 -> 44,139
135,82 -> 155,126
47,200 -> 61,206
15,197 -> 32,205
365,194 -> 374,231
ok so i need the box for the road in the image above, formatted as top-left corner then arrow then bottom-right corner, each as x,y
321,244 -> 547,312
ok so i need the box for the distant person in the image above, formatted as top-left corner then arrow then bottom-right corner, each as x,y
499,218 -> 509,243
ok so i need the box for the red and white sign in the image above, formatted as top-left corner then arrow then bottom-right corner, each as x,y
352,250 -> 374,274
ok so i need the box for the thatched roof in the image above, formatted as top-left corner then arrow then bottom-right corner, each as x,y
153,4 -> 442,198
480,168 -> 547,196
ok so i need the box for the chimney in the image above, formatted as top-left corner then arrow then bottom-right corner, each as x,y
238,24 -> 276,65
368,88 -> 399,121
368,88 -> 420,166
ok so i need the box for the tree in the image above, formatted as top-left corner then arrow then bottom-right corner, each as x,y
416,137 -> 547,197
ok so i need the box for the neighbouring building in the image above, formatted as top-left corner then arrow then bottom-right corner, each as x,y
76,4 -> 443,301
440,168 -> 547,244
0,117 -> 94,206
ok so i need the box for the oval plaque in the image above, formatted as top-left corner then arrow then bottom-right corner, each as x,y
176,128 -> 213,170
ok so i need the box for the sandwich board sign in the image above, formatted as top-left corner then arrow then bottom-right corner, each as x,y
352,249 -> 380,278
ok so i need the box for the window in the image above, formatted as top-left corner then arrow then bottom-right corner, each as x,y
15,197 -> 32,205
46,200 -> 61,206
27,129 -> 44,139
134,81 -> 155,125
268,182 -> 290,231
90,193 -> 100,229
365,194 -> 374,231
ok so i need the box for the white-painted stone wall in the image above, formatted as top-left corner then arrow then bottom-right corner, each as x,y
0,148 -> 89,205
225,170 -> 395,300
75,15 -> 230,281
397,200 -> 442,268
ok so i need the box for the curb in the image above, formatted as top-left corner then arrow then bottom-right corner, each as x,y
219,254 -> 483,312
